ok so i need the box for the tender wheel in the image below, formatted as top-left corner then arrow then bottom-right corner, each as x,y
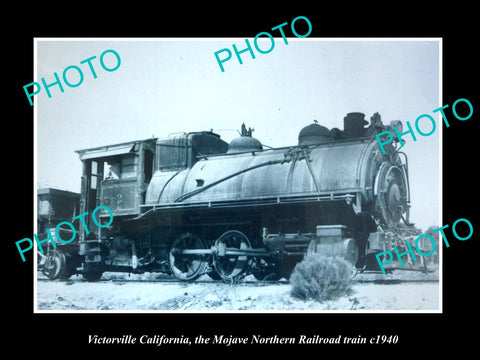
168,232 -> 209,281
82,271 -> 103,282
42,249 -> 72,280
213,230 -> 251,282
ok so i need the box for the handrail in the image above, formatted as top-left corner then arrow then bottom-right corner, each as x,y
173,159 -> 286,203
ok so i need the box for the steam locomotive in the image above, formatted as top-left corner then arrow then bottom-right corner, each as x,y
40,112 -> 413,282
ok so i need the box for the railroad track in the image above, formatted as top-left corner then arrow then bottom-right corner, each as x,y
36,276 -> 290,286
36,274 -> 439,286
352,278 -> 439,284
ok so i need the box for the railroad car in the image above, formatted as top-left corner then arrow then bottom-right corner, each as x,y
37,188 -> 82,279
41,112 -> 416,281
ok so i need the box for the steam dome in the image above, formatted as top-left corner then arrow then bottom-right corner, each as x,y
227,136 -> 263,154
298,122 -> 332,145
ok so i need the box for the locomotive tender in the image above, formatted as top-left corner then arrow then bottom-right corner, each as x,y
41,112 -> 412,281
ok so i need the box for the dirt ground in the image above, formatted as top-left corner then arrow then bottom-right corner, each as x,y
36,267 -> 440,312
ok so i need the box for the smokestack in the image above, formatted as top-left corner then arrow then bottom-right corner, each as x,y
343,112 -> 368,139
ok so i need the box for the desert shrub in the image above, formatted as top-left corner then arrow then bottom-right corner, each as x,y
290,254 -> 355,302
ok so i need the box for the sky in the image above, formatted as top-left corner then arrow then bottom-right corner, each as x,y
35,38 -> 440,231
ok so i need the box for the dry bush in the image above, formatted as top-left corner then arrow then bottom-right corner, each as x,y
290,253 -> 355,302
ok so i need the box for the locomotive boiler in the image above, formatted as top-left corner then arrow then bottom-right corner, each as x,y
41,112 -> 412,282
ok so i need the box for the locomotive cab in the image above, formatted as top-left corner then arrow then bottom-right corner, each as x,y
76,139 -> 157,220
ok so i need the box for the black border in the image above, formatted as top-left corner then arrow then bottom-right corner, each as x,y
7,6 -> 478,355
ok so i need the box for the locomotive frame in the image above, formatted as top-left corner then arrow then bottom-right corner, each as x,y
39,111 -> 424,282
